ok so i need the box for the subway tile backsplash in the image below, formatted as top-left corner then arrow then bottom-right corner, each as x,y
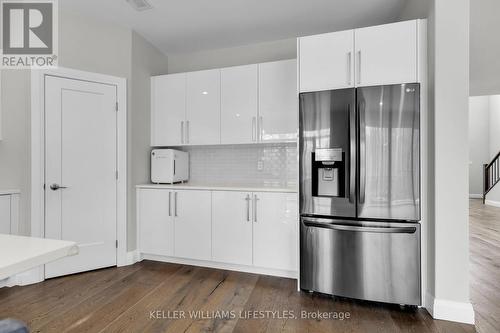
180,143 -> 297,188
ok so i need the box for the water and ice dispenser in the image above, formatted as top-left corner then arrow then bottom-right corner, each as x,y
311,148 -> 344,197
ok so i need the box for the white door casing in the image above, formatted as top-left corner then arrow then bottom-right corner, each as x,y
44,76 -> 118,278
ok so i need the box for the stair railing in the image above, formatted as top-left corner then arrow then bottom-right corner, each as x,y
483,151 -> 500,203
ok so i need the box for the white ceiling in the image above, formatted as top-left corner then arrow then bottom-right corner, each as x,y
61,0 -> 407,54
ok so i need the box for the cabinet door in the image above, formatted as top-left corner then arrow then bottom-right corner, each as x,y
221,65 -> 258,144
0,195 -> 11,234
355,20 -> 417,86
174,190 -> 212,260
186,69 -> 221,145
259,60 -> 297,142
299,30 -> 354,92
138,189 -> 174,256
212,191 -> 253,265
253,192 -> 298,271
151,74 -> 186,146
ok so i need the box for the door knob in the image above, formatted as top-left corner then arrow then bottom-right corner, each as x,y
50,183 -> 68,191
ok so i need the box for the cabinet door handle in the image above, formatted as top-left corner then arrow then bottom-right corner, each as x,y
174,192 -> 178,217
168,192 -> 172,216
252,117 -> 256,142
186,121 -> 190,144
347,51 -> 352,85
181,121 -> 184,144
357,50 -> 362,84
259,116 -> 263,141
245,194 -> 251,222
253,194 -> 259,222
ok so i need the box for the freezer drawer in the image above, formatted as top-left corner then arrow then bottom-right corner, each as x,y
300,217 -> 421,305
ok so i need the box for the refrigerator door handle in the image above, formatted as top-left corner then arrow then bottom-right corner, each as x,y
359,100 -> 366,204
303,220 -> 416,234
349,103 -> 356,203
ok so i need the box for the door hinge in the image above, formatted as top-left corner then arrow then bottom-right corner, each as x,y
115,102 -> 119,112
116,240 -> 118,248
43,183 -> 46,190
115,171 -> 118,180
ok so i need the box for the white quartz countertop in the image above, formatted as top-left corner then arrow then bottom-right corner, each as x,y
0,234 -> 78,281
136,183 -> 297,193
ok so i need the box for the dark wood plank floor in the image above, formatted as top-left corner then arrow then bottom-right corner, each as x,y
1,200 -> 498,333
469,199 -> 500,333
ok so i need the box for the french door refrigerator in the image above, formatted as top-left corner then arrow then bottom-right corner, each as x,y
299,83 -> 421,306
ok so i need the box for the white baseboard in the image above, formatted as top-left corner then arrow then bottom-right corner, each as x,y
141,253 -> 298,279
122,250 -> 140,266
425,293 -> 475,324
485,199 -> 500,208
469,194 -> 482,199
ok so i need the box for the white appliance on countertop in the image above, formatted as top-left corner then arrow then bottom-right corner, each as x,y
151,149 -> 189,184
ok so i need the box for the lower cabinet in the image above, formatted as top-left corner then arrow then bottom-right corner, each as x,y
253,192 -> 298,271
212,191 -> 253,265
174,190 -> 212,261
137,188 -> 211,261
137,187 -> 298,275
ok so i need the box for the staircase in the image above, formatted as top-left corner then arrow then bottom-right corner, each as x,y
483,152 -> 500,203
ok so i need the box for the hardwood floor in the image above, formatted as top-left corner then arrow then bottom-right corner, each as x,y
2,201 -> 498,333
469,199 -> 500,333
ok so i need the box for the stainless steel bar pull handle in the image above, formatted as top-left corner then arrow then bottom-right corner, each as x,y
359,100 -> 366,204
174,192 -> 178,217
303,220 -> 416,234
245,194 -> 251,222
348,103 -> 356,204
253,194 -> 259,222
181,121 -> 184,144
259,116 -> 263,141
347,52 -> 352,85
252,117 -> 256,141
357,50 -> 362,84
168,192 -> 171,216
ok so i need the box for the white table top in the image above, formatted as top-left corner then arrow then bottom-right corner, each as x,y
0,234 -> 78,281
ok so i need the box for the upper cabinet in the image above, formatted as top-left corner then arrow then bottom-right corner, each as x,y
221,64 -> 258,144
151,73 -> 186,146
151,59 -> 297,147
354,20 -> 417,87
186,69 -> 221,145
299,30 -> 355,92
299,20 -> 421,92
259,59 -> 298,142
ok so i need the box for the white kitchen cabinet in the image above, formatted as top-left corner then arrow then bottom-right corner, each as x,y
186,69 -> 221,145
137,189 -> 174,256
173,190 -> 212,261
253,192 -> 298,271
259,60 -> 298,142
299,30 -> 354,92
151,73 -> 186,146
221,65 -> 258,144
354,20 -> 417,86
0,195 -> 11,234
212,191 -> 253,265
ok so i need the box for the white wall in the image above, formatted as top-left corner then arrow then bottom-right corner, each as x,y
129,32 -> 169,250
432,0 -> 472,322
167,38 -> 296,73
486,95 -> 500,203
470,0 -> 500,96
0,9 -> 168,251
468,96 -> 489,196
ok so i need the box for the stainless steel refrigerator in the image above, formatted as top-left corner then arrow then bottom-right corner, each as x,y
299,83 -> 421,306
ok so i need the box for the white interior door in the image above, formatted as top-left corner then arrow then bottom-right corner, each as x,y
45,76 -> 117,279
